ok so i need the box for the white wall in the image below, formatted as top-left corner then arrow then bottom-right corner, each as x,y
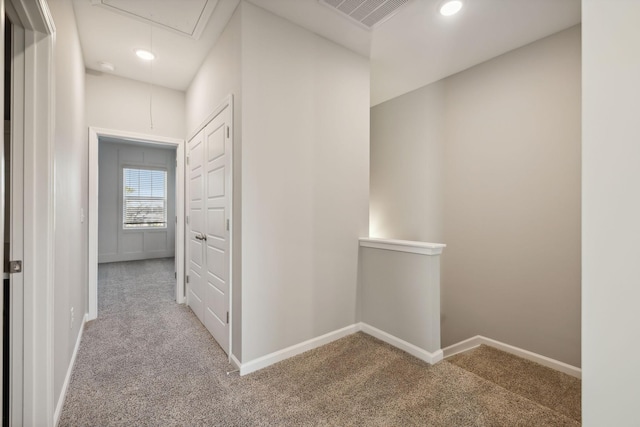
185,4 -> 243,360
47,0 -> 88,413
185,3 -> 241,136
241,2 -> 370,362
370,26 -> 581,367
98,140 -> 176,263
582,1 -> 640,424
86,72 -> 185,140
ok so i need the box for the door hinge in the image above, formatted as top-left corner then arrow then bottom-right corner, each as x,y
226,219 -> 230,231
187,156 -> 190,165
8,260 -> 22,274
186,275 -> 190,284
226,311 -> 229,324
175,272 -> 177,279
226,126 -> 230,138
186,215 -> 190,225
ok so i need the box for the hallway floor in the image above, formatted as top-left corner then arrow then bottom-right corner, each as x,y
59,258 -> 580,426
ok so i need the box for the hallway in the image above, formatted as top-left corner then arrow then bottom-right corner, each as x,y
58,258 -> 237,425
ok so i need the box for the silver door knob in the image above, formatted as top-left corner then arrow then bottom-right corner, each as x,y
195,233 -> 207,241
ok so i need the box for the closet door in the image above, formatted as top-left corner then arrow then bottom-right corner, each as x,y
202,110 -> 231,354
187,102 -> 232,355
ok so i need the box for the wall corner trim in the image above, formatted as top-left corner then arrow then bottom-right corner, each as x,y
359,238 -> 446,255
53,314 -> 88,426
442,335 -> 582,379
360,323 -> 443,364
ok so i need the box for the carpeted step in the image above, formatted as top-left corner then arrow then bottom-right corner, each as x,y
447,344 -> 581,423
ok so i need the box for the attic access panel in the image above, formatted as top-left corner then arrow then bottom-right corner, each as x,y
319,0 -> 411,30
91,0 -> 218,39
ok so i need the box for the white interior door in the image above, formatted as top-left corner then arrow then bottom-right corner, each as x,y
187,103 -> 232,354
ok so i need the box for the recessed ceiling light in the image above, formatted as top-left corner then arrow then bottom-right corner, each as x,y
439,0 -> 463,16
98,61 -> 115,72
135,49 -> 155,61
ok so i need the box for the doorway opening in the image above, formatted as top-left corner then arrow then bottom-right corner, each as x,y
88,129 -> 185,321
97,138 -> 177,314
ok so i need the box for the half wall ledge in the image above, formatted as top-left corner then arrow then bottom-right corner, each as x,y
359,237 -> 446,255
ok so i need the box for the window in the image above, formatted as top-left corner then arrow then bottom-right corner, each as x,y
123,168 -> 167,229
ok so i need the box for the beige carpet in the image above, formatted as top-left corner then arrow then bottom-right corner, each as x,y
447,345 -> 581,423
58,259 -> 581,426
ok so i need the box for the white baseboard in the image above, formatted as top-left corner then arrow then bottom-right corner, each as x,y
359,323 -> 443,365
230,353 -> 241,370
441,335 -> 485,358
239,324 -> 361,376
237,323 -> 445,376
54,313 -> 88,426
442,335 -> 582,379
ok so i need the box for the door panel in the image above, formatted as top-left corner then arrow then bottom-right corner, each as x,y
187,130 -> 205,324
187,104 -> 231,354
207,168 -> 225,198
208,208 -> 225,240
207,246 -> 226,284
207,123 -> 225,162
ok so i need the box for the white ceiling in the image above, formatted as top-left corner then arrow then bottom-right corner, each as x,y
92,0 -> 218,39
369,0 -> 581,104
71,0 -> 239,91
71,0 -> 581,105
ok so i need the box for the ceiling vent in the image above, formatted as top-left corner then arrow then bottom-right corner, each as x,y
91,0 -> 218,40
318,0 -> 411,30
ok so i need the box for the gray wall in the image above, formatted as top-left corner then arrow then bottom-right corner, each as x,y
370,26 -> 581,367
360,247 -> 441,353
370,81 -> 445,242
98,140 -> 176,263
582,1 -> 640,424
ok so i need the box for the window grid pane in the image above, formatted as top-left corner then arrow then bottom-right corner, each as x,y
123,168 -> 167,228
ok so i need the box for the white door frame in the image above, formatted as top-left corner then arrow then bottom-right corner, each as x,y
88,127 -> 186,321
4,0 -> 56,425
186,94 -> 234,360
4,3 -> 26,425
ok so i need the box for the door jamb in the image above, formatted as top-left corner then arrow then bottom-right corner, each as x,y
88,127 -> 186,321
4,3 -> 26,426
5,0 -> 56,424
